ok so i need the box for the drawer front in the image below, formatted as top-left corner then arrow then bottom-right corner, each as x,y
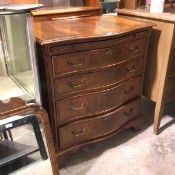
50,31 -> 149,55
59,99 -> 141,148
54,58 -> 144,99
56,76 -> 142,125
52,38 -> 146,77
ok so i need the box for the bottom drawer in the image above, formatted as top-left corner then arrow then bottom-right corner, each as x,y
59,98 -> 141,149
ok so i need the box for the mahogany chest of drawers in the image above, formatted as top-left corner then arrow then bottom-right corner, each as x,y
34,16 -> 152,163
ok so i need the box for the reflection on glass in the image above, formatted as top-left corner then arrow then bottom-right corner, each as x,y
53,0 -> 83,7
2,14 -> 34,98
0,26 -> 6,77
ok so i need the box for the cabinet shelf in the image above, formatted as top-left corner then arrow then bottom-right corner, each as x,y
0,140 -> 39,167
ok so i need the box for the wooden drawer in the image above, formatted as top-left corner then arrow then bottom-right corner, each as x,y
59,98 -> 141,149
54,58 -> 144,99
52,38 -> 146,77
50,31 -> 148,55
56,76 -> 142,126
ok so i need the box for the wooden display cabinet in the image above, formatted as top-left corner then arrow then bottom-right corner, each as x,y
5,0 -> 102,22
33,0 -> 102,22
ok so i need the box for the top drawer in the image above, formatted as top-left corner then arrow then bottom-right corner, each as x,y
50,31 -> 149,56
52,38 -> 146,77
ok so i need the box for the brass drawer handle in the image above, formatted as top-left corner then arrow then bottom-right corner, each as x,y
68,80 -> 85,88
102,90 -> 112,96
67,59 -> 84,67
103,114 -> 111,120
106,49 -> 113,56
72,128 -> 86,137
126,65 -> 136,73
124,86 -> 135,94
124,108 -> 134,116
129,46 -> 139,53
70,104 -> 85,111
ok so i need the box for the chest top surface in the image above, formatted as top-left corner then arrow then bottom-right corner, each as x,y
34,16 -> 153,45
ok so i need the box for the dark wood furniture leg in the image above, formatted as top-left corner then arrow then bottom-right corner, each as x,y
1,130 -> 13,141
7,130 -> 13,141
2,131 -> 8,140
30,115 -> 48,160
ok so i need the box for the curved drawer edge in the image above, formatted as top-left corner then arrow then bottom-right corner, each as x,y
58,116 -> 142,153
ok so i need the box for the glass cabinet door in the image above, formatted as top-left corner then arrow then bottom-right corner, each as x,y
0,24 -> 6,77
0,13 -> 41,104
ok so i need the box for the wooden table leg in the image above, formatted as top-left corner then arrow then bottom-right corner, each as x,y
154,101 -> 165,135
